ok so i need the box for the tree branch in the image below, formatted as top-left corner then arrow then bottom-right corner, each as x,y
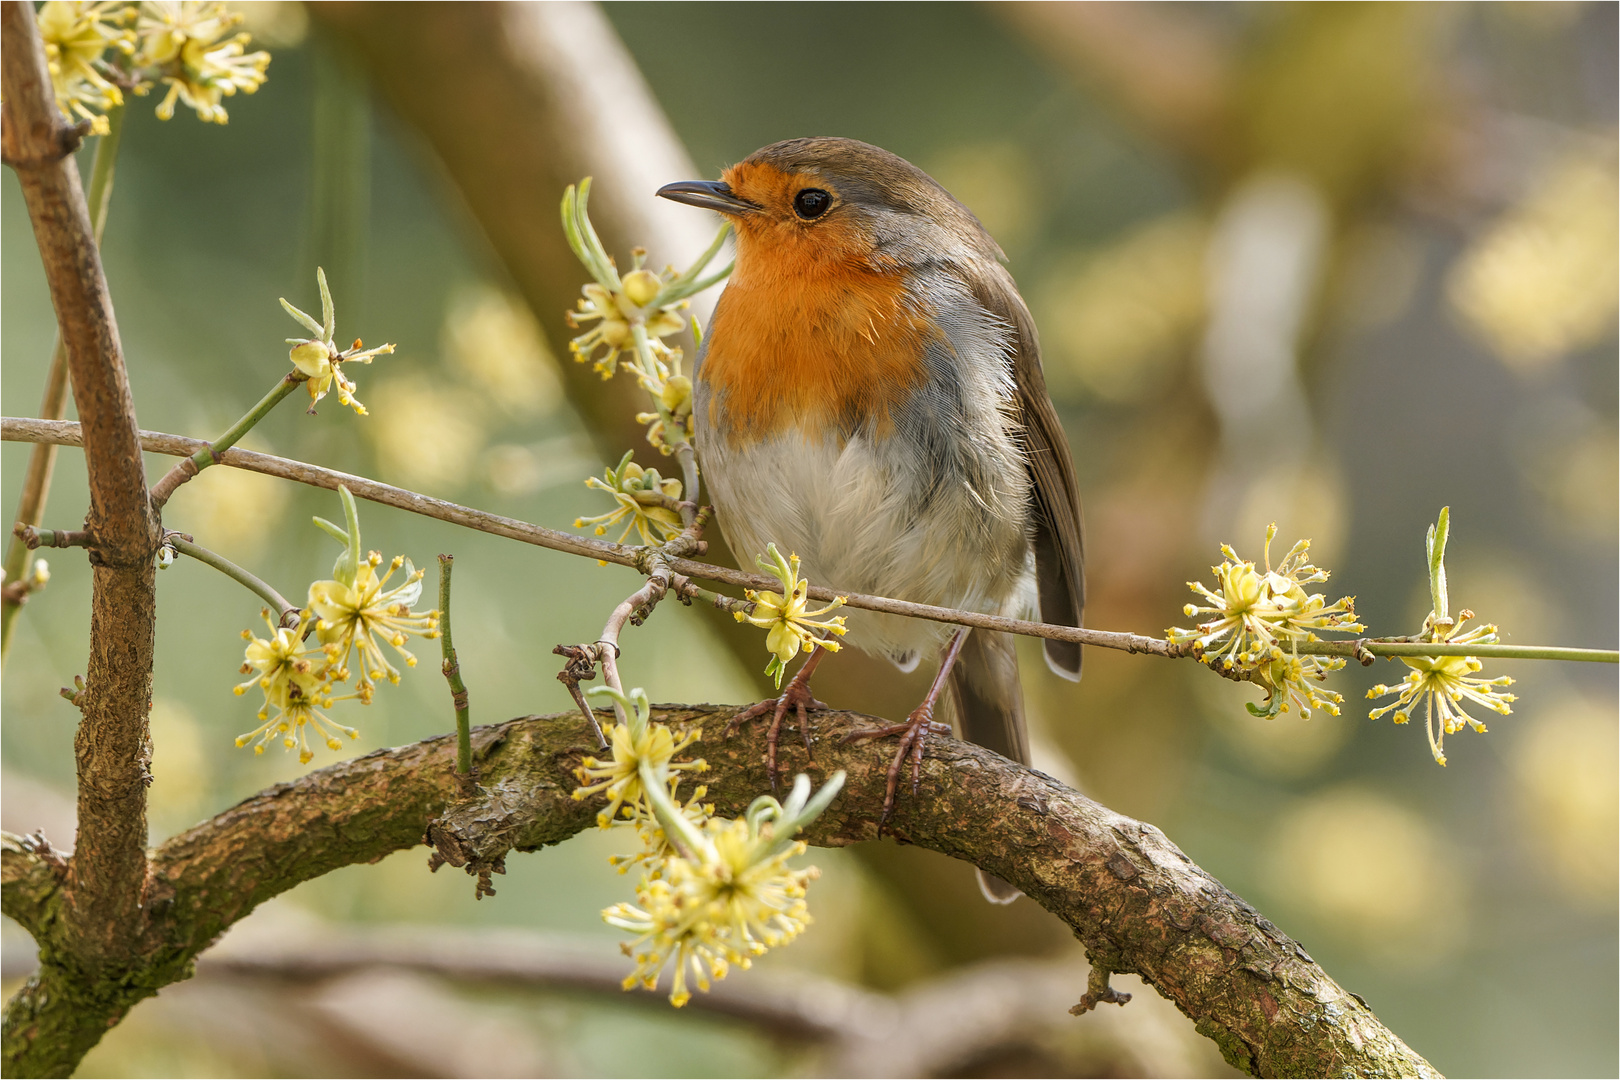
2,4 -> 162,1070
0,417 -> 1183,657
11,418 -> 1614,668
146,927 -> 1223,1075
5,705 -> 1437,1077
0,833 -> 68,945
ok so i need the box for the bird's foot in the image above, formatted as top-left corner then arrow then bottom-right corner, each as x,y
728,678 -> 829,790
844,705 -> 952,834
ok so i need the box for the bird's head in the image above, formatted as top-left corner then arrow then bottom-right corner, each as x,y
657,137 -> 1002,279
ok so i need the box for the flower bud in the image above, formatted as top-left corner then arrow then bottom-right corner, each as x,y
622,269 -> 662,307
290,340 -> 333,377
661,375 -> 693,415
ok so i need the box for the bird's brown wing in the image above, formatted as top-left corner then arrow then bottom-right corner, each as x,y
968,264 -> 1085,679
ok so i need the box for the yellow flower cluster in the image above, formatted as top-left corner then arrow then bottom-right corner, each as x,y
137,0 -> 269,124
37,2 -> 133,135
566,272 -> 687,381
232,608 -> 355,763
1367,509 -> 1515,766
1368,618 -> 1516,767
574,452 -> 685,549
281,268 -> 395,416
1251,650 -> 1345,720
1169,525 -> 1364,672
572,686 -> 842,1008
573,710 -> 707,830
232,489 -> 438,763
35,1 -> 271,133
605,815 -> 819,1007
561,179 -> 729,456
309,553 -> 439,704
734,544 -> 849,688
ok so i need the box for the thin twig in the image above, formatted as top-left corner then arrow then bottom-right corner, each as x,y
166,535 -> 300,627
437,554 -> 475,789
149,373 -> 302,509
5,418 -> 1616,666
17,525 -> 93,549
552,644 -> 607,747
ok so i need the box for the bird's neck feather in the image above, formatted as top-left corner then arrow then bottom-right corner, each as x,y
702,239 -> 935,442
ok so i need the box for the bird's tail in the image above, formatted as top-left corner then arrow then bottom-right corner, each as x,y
949,628 -> 1028,904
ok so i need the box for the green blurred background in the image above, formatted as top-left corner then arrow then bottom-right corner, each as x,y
3,2 -> 1615,1076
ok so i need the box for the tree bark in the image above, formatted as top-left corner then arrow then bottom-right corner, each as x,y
2,4 -> 162,1071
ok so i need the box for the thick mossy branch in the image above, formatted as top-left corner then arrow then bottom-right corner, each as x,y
5,706 -> 1436,1079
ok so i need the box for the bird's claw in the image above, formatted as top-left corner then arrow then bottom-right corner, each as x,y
728,680 -> 829,790
845,708 -> 951,834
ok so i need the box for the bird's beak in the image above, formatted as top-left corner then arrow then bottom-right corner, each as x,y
656,180 -> 758,215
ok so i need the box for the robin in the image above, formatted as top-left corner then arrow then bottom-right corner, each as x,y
658,138 -> 1084,902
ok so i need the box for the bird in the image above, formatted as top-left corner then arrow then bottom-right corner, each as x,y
657,137 -> 1084,902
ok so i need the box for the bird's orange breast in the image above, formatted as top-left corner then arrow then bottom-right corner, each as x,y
700,231 -> 936,442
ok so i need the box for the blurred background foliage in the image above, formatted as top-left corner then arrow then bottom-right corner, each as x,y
3,2 -> 1615,1076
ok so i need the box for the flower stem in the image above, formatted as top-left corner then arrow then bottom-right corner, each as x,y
1295,639 -> 1616,663
167,535 -> 300,626
629,321 -> 700,525
86,103 -> 125,244
638,756 -> 710,861
0,108 -> 126,667
150,374 -> 303,509
438,554 -> 474,783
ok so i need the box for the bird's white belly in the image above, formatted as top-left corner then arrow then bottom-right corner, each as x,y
700,426 -> 1033,670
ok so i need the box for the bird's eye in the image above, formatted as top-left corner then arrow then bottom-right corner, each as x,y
793,188 -> 832,220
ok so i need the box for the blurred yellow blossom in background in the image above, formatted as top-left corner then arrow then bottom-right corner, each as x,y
368,376 -> 485,492
1040,213 -> 1207,404
1448,145 -> 1619,371
1265,786 -> 1468,969
442,282 -> 562,419
163,461 -> 288,564
1513,693 -> 1619,909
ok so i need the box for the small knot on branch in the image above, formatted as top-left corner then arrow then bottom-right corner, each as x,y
424,777 -> 536,899
0,115 -> 93,169
1070,965 -> 1132,1015
15,523 -> 93,550
150,456 -> 202,510
554,643 -> 608,747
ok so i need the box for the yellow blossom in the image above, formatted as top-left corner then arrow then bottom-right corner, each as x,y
235,697 -> 358,765
280,267 -> 394,415
308,552 -> 439,704
1367,508 -> 1517,766
604,805 -> 821,1007
733,544 -> 848,688
232,608 -> 356,763
136,0 -> 269,124
1252,650 -> 1346,720
1368,605 -> 1516,766
573,452 -> 685,547
1169,524 -> 1363,672
233,607 -> 325,714
36,1 -> 132,135
560,180 -> 699,380
609,782 -> 714,877
572,716 -> 707,829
